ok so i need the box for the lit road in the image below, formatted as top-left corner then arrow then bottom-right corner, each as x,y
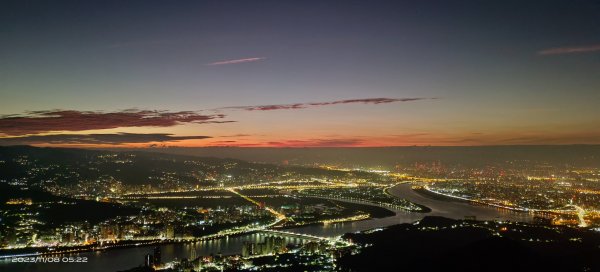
227,188 -> 286,220
567,204 -> 588,227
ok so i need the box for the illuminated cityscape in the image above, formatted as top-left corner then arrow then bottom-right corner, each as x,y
1,146 -> 600,271
2,0 -> 600,271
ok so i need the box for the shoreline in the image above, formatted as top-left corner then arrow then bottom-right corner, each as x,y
417,185 -> 533,214
0,234 -> 250,261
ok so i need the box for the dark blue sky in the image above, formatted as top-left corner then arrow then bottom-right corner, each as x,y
1,0 -> 600,146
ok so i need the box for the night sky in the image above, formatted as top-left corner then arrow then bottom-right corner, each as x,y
1,0 -> 599,147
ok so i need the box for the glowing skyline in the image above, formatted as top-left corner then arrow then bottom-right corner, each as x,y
1,1 -> 599,147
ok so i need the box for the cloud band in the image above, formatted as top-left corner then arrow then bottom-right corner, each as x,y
0,133 -> 211,145
0,110 -> 230,136
221,97 -> 434,111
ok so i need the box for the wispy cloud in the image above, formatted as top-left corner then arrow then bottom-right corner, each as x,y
538,44 -> 600,55
221,97 -> 434,111
0,110 -> 232,136
220,134 -> 253,137
207,57 -> 266,65
0,133 -> 211,146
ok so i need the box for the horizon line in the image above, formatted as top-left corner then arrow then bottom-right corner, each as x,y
2,144 -> 600,150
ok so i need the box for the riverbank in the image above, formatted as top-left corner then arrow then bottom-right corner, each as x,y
383,186 -> 432,213
413,187 -> 471,203
0,233 -> 251,261
386,183 -> 533,222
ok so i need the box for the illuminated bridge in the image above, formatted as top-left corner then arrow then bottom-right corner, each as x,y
258,229 -> 353,246
258,229 -> 328,241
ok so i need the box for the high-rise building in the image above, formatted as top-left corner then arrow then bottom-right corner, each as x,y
165,225 -> 175,239
304,241 -> 319,253
256,242 -> 266,255
273,236 -> 285,253
100,224 -> 111,240
265,236 -> 274,254
242,241 -> 255,257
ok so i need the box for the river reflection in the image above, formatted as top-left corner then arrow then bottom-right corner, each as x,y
0,183 -> 532,272
387,183 -> 533,222
287,183 -> 532,237
0,233 -> 309,272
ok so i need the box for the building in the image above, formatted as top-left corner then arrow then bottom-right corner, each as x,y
533,216 -> 553,225
165,225 -> 175,239
266,236 -> 285,253
242,241 -> 255,257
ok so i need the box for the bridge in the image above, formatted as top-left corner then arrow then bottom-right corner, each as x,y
258,229 -> 354,247
259,229 -> 329,241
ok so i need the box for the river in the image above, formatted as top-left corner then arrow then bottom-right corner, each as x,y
0,183 -> 532,272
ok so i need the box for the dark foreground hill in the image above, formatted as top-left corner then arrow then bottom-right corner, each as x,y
339,216 -> 600,272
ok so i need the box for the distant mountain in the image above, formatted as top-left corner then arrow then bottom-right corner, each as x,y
0,145 -> 255,186
0,146 -> 385,190
140,145 -> 600,168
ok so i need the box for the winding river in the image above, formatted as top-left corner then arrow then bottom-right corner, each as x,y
0,183 -> 533,272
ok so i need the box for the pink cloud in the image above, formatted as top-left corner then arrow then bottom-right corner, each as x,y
207,57 -> 266,65
538,44 -> 600,55
222,97 -> 434,111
